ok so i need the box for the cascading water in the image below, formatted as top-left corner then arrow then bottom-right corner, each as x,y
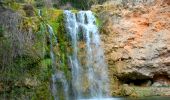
38,9 -> 42,17
64,10 -> 109,99
47,24 -> 69,100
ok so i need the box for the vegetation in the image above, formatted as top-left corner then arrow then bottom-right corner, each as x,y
0,0 -> 75,98
0,25 -> 4,37
2,0 -> 168,99
3,0 -> 108,9
56,0 -> 107,9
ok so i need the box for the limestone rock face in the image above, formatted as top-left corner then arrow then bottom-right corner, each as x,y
97,0 -> 170,82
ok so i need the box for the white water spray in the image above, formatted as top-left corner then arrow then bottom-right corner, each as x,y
64,10 -> 109,99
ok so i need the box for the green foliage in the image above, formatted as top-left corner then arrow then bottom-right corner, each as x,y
55,13 -> 72,80
32,82 -> 53,100
47,9 -> 63,29
96,16 -> 102,27
71,9 -> 78,13
0,25 -> 4,37
3,0 -> 107,10
0,38 -> 12,69
3,0 -> 21,10
58,0 -> 107,9
0,3 -> 76,99
23,4 -> 35,17
93,12 -> 103,29
21,17 -> 40,32
0,6 -> 52,99
53,3 -> 58,8
40,58 -> 52,68
0,53 -> 43,99
0,55 -> 40,82
132,87 -> 153,97
38,58 -> 52,80
34,0 -> 45,8
0,86 -> 34,99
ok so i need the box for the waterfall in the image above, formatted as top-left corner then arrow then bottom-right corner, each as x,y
64,10 -> 109,99
47,24 -> 69,100
38,9 -> 42,17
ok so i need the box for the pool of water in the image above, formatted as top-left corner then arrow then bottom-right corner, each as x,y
79,96 -> 170,100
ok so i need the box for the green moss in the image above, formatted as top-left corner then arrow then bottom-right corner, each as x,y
34,0 -> 45,8
96,17 -> 102,27
93,13 -> 102,28
40,58 -> 52,68
55,13 -> 72,80
5,2 -> 21,10
132,87 -> 153,97
71,9 -> 79,13
21,17 -> 40,32
0,86 -> 34,99
32,82 -> 53,100
47,9 -> 63,33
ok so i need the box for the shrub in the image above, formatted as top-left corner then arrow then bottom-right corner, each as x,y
23,4 -> 34,17
0,25 -> 4,37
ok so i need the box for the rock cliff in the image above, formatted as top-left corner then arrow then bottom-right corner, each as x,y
92,0 -> 170,96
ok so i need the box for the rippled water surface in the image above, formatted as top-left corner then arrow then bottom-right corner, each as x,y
79,96 -> 170,100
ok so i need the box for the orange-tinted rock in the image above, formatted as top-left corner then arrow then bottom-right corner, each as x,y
96,0 -> 170,81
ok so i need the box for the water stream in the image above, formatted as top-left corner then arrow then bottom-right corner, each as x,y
47,24 -> 69,100
64,10 -> 109,99
47,10 -> 109,100
42,9 -> 170,100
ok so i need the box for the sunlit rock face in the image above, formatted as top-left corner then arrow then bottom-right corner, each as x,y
96,0 -> 170,85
